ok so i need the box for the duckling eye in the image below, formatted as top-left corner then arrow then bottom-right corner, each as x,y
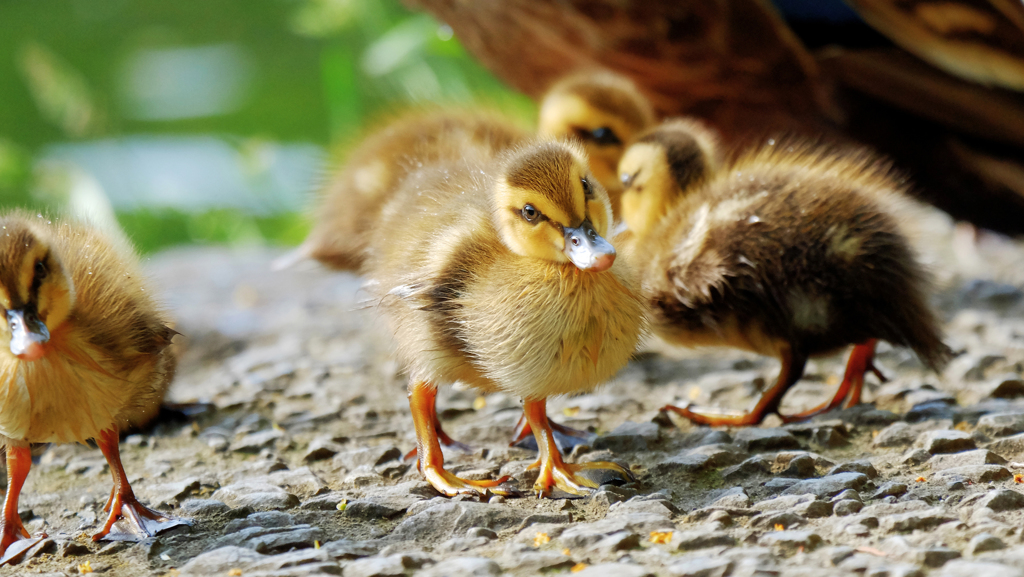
590,127 -> 621,146
34,261 -> 47,281
581,178 -> 593,198
573,127 -> 621,147
521,204 -> 539,223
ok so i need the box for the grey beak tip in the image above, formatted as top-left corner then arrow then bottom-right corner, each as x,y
564,219 -> 615,271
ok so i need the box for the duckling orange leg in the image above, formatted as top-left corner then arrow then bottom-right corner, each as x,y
93,429 -> 189,541
510,413 -> 593,447
0,445 -> 44,564
843,340 -> 885,407
523,399 -> 634,498
662,348 -> 808,427
779,340 -> 881,422
402,406 -> 474,462
410,382 -> 515,497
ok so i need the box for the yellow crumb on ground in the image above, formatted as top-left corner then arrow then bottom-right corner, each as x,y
649,531 -> 673,544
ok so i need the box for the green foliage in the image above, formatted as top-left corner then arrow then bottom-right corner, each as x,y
0,140 -> 33,207
0,0 -> 533,254
117,209 -> 310,254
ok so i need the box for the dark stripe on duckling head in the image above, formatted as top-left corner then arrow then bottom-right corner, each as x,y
505,144 -> 582,226
0,222 -> 40,308
29,251 -> 50,300
636,129 -> 712,194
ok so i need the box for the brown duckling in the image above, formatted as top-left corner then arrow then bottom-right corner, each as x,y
368,140 -> 644,497
281,109 -> 530,272
539,71 -> 655,219
617,121 -> 951,425
0,212 -> 186,560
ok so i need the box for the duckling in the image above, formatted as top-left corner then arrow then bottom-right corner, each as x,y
538,71 -> 656,219
367,140 -> 644,497
280,109 -> 529,272
0,212 -> 186,560
617,122 -> 952,425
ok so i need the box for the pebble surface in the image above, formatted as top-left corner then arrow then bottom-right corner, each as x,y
10,226 -> 1024,576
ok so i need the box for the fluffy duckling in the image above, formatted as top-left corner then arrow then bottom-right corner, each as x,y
368,140 -> 644,497
282,110 -> 529,272
617,122 -> 951,425
0,212 -> 185,560
539,71 -> 655,219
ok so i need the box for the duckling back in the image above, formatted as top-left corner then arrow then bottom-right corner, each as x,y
298,110 -> 529,271
644,150 -> 951,370
367,143 -> 645,400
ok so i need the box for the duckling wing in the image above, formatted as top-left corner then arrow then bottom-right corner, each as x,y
660,203 -> 734,308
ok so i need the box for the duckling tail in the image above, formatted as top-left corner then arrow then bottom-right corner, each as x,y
270,242 -> 314,271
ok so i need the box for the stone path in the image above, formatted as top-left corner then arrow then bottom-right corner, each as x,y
9,220 -> 1024,576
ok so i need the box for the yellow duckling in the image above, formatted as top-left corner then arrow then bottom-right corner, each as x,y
293,71 -> 653,271
617,121 -> 952,426
368,140 -> 644,497
0,212 -> 186,560
538,71 -> 656,219
281,110 -> 529,272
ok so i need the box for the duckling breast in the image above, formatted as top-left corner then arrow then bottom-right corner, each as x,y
459,258 -> 646,399
0,320 -> 169,445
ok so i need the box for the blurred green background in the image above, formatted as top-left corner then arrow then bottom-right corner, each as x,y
0,0 -> 535,253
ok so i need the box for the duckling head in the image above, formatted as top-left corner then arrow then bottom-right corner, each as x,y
0,218 -> 75,361
618,119 -> 721,237
493,140 -> 616,272
538,72 -> 655,197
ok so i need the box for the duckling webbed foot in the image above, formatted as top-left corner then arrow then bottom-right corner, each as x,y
92,429 -> 190,542
661,404 -> 766,427
523,399 -> 633,498
421,466 -> 516,498
662,348 -> 808,427
410,382 -> 517,497
0,446 -> 45,566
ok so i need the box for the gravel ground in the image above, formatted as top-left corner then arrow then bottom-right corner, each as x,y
9,215 -> 1024,576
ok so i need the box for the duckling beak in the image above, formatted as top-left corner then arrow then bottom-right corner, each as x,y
564,219 -> 616,272
8,307 -> 49,361
621,171 -> 637,189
